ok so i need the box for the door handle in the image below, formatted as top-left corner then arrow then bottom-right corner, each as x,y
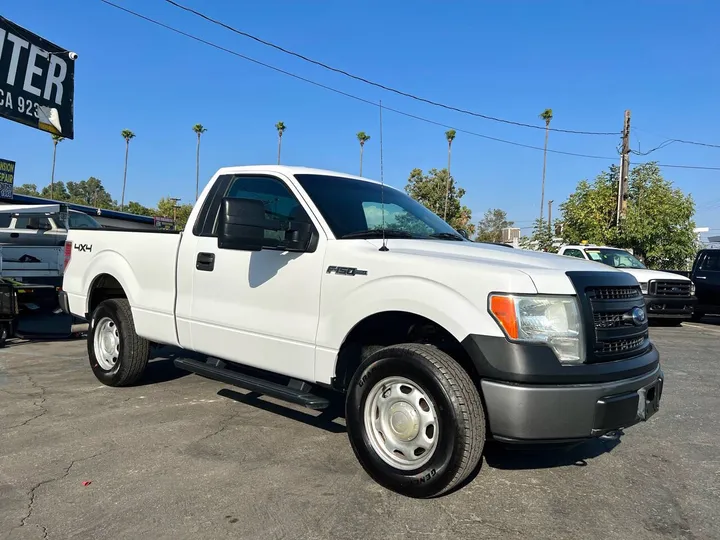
696,276 -> 706,279
10,233 -> 18,238
196,252 -> 215,271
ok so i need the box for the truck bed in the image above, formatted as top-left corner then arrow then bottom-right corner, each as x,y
62,229 -> 183,346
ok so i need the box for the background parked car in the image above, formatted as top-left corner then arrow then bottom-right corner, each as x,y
558,244 -> 696,322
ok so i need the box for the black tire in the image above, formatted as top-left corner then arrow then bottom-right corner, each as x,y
0,325 -> 7,348
345,343 -> 485,498
87,298 -> 149,387
690,311 -> 704,322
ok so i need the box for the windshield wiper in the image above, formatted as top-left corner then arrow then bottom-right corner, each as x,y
340,229 -> 415,239
428,232 -> 465,241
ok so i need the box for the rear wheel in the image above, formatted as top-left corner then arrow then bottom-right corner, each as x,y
88,298 -> 149,386
345,343 -> 485,498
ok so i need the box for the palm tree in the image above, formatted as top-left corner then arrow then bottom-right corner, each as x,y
539,108 -> 553,223
275,121 -> 286,164
192,124 -> 207,201
443,129 -> 456,220
50,134 -> 64,200
120,129 -> 136,211
356,131 -> 371,176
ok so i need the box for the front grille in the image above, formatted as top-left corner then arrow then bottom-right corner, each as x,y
586,284 -> 649,362
593,311 -> 634,329
587,287 -> 643,301
651,280 -> 692,297
596,334 -> 648,354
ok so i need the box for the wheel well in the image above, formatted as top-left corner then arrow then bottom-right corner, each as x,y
333,311 -> 478,391
88,274 -> 127,315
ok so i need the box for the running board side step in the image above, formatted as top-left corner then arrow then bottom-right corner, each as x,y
173,357 -> 330,410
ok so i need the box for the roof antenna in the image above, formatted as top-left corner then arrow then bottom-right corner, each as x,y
379,99 -> 389,252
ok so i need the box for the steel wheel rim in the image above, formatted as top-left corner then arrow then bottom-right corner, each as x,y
93,317 -> 120,371
363,375 -> 439,470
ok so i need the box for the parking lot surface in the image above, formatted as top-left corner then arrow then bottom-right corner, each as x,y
1,322 -> 719,540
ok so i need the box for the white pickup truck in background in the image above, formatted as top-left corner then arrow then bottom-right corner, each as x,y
558,244 -> 697,323
61,166 -> 664,497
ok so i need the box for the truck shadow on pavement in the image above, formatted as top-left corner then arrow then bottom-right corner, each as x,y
483,431 -> 624,470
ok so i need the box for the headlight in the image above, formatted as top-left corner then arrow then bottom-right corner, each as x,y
639,282 -> 648,294
690,282 -> 696,296
489,294 -> 584,364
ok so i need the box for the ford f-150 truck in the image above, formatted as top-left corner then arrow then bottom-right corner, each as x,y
60,166 -> 664,498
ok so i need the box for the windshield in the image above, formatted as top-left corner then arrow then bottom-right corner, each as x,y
293,174 -> 465,240
584,248 -> 646,269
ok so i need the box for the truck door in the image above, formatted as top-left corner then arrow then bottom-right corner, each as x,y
176,173 -> 325,381
694,251 -> 720,311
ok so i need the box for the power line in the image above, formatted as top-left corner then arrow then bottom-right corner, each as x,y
161,0 -> 618,137
99,0 -> 720,172
96,0 -> 613,160
633,127 -> 720,150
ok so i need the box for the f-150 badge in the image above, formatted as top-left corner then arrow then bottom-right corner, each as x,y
326,266 -> 367,276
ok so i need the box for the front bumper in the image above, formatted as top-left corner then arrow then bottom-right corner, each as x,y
644,294 -> 696,319
481,366 -> 663,441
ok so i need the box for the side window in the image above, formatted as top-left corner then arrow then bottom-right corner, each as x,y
0,214 -> 11,228
219,175 -> 309,248
563,249 -> 584,258
700,252 -> 720,272
15,216 -> 52,230
68,212 -> 101,229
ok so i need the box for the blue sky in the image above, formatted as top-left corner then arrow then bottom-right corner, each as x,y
2,0 -> 719,237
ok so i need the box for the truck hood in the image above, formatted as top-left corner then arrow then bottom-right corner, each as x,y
364,238 -> 620,294
611,267 -> 692,283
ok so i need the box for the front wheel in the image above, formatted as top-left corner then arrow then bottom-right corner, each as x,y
345,343 -> 485,498
87,298 -> 149,387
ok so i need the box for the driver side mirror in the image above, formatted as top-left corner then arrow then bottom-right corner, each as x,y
456,229 -> 470,240
217,197 -> 314,252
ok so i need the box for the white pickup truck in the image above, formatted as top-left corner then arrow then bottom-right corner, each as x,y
60,166 -> 664,498
558,244 -> 697,323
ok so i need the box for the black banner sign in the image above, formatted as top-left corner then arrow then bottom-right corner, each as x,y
0,16 -> 75,139
0,158 -> 16,200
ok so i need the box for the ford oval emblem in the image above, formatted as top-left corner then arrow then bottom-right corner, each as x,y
631,306 -> 646,325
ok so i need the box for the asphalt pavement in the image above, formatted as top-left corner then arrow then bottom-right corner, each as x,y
1,321 -> 719,540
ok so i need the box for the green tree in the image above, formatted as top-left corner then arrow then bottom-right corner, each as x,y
520,217 -> 558,253
192,124 -> 207,201
50,134 -> 65,200
405,168 -> 474,236
539,108 -> 553,224
66,177 -> 116,208
14,184 -> 40,196
560,162 -> 696,269
156,197 -> 193,230
560,165 -> 620,246
40,181 -> 70,201
120,129 -> 136,211
125,201 -> 155,216
356,131 -> 370,176
476,208 -> 514,243
275,121 -> 286,164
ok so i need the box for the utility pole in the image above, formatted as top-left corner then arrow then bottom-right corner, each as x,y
616,109 -> 631,226
170,197 -> 181,230
547,200 -> 553,234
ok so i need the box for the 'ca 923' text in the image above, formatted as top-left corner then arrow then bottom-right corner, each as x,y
0,90 -> 39,119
